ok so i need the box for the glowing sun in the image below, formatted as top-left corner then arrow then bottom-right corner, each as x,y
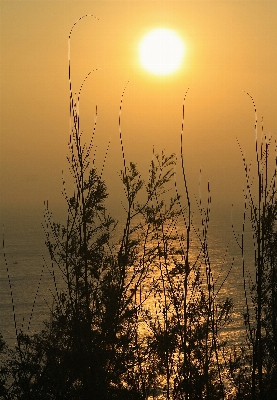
139,28 -> 185,76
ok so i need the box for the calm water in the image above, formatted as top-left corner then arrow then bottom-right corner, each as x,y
0,204 -> 255,347
0,208 -> 53,345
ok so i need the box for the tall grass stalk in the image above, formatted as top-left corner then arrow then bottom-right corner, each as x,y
233,93 -> 277,399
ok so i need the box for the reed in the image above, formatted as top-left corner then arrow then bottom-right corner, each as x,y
228,94 -> 277,399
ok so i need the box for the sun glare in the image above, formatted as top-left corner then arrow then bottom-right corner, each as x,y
139,28 -> 185,76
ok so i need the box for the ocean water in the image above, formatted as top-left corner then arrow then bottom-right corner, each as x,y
0,208 -> 55,345
0,204 -> 255,347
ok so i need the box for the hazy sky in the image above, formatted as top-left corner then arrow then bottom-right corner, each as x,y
1,0 -> 277,217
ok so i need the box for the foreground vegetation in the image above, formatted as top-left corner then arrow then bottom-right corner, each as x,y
1,103 -> 276,400
1,16 -> 277,400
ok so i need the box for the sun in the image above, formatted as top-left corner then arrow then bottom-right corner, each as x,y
139,28 -> 185,76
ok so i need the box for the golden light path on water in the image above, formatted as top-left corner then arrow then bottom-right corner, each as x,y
1,208 -> 256,400
0,209 -> 256,400
120,213 -> 255,399
0,209 -> 255,348
133,219 -> 253,346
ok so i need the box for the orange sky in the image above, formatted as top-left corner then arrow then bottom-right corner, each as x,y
1,0 -> 277,218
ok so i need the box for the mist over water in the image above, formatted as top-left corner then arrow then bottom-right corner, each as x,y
0,200 -> 255,348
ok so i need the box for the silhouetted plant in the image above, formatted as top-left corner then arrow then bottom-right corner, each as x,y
144,186 -> 233,400
0,333 -> 9,399
234,93 -> 277,399
120,97 -> 235,400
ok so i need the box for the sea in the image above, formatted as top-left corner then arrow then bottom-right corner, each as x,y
0,203 -> 255,348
